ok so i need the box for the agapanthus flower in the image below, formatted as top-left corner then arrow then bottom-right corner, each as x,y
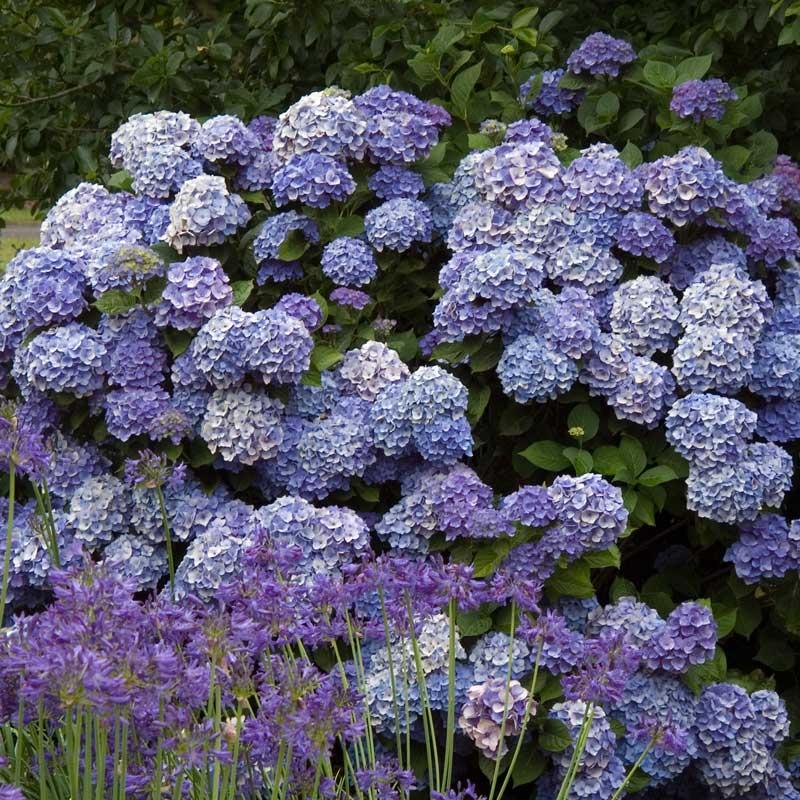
670,79 -> 737,122
566,32 -> 636,77
562,633 -> 641,705
124,449 -> 185,490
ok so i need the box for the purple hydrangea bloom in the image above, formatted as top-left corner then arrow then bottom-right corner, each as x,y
725,514 -> 800,584
271,153 -> 356,209
40,183 -> 127,248
246,114 -> 277,148
586,596 -> 665,650
608,356 -> 676,428
474,141 -> 563,210
195,114 -> 259,166
338,341 -> 410,401
645,601 -> 717,673
748,333 -> 800,400
21,324 -> 108,397
368,166 -> 425,200
109,110 -> 200,168
660,234 -> 746,291
503,118 -> 553,146
561,143 -> 642,213
521,611 -> 585,674
566,32 -> 637,77
670,79 -> 737,122
580,332 -> 634,397
459,678 -> 530,760
273,293 -> 323,331
520,68 -> 585,115
165,175 -> 251,251
501,485 -> 559,528
549,241 -> 624,295
746,216 -> 800,265
321,237 -> 378,286
447,202 -> 514,254
190,306 -> 251,388
364,198 -> 433,252
155,256 -> 232,329
101,535 -> 166,592
88,243 -> 164,296
330,287 -> 372,309
42,432 -> 110,502
615,211 -> 676,262
609,276 -> 679,356
103,386 -> 173,441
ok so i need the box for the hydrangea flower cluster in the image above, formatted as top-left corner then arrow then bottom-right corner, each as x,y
670,79 -> 738,122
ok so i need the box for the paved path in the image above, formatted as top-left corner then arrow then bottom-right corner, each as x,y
1,222 -> 40,240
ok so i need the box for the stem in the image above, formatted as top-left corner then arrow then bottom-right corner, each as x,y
0,462 -> 15,625
609,738 -> 656,800
495,639 -> 544,800
556,704 -> 596,800
32,482 -> 60,568
488,599 -> 517,800
442,597 -> 457,788
378,587 -> 404,771
155,486 -> 175,598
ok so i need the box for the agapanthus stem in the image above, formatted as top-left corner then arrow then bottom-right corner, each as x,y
378,586 -> 404,772
0,461 -> 16,626
442,597 -> 457,787
556,704 -> 596,800
488,599 -> 517,800
495,638 -> 544,800
32,481 -> 60,568
155,485 -> 175,598
608,737 -> 656,800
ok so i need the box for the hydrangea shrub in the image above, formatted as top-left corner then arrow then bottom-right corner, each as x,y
0,29 -> 799,800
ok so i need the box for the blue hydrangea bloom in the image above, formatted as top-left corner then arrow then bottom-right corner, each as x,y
200,384 -> 284,464
670,79 -> 737,122
338,341 -> 410,401
87,243 -> 164,297
195,114 -> 259,166
615,211 -> 676,262
165,175 -> 251,251
22,324 -> 108,397
474,141 -> 563,210
66,474 -> 131,551
498,335 -> 578,403
608,356 -> 676,428
155,256 -> 233,330
609,276 -> 679,356
272,89 -> 368,164
665,393 -> 757,467
253,210 -> 319,283
586,596 -> 665,650
725,514 -> 800,584
364,198 -> 433,252
748,333 -> 800,400
645,601 -> 717,673
660,234 -> 747,290
271,153 -> 356,208
40,183 -> 127,248
171,350 -> 211,430
125,144 -> 204,198
671,326 -> 755,395
110,110 -> 200,168
756,400 -> 800,442
549,241 -> 624,295
190,306 -> 251,388
368,165 -> 425,200
447,202 -> 514,253
102,535 -> 166,592
501,485 -> 559,528
561,143 -> 642,213
103,386 -> 173,441
321,237 -> 378,286
43,432 -> 110,503
520,68 -> 585,115
469,631 -> 534,683
566,33 -> 636,77
425,182 -> 458,235
580,332 -> 634,397
746,216 -> 800,265
504,118 -> 553,145
243,308 -> 313,385
272,293 -> 322,331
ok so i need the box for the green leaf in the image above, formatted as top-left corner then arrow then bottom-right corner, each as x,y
539,10 -> 564,34
456,609 -> 493,636
231,280 -> 254,307
467,384 -> 491,425
451,61 -> 484,118
596,91 -> 620,121
712,604 -> 738,639
163,328 -> 193,358
107,170 -> 133,191
563,447 -> 594,476
467,133 -> 494,150
684,646 -> 727,694
619,141 -> 643,169
333,215 -> 365,238
643,60 -> 677,89
637,465 -> 678,487
583,545 -> 621,569
733,594 -> 762,638
470,338 -> 503,372
473,544 -> 506,578
277,229 -> 310,261
774,579 -> 800,635
567,404 -> 600,441
539,719 -> 572,752
548,560 -> 594,598
387,330 -> 418,362
94,289 -> 139,315
620,436 -> 647,478
610,576 -> 638,602
618,108 -> 645,133
499,405 -> 534,437
511,6 -> 539,28
311,344 -> 344,371
676,53 -> 713,82
756,627 -> 796,671
187,439 -> 215,468
519,440 -> 571,471
593,446 -> 626,477
511,748 -> 545,788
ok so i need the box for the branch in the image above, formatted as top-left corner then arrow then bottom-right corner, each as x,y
0,79 -> 101,108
